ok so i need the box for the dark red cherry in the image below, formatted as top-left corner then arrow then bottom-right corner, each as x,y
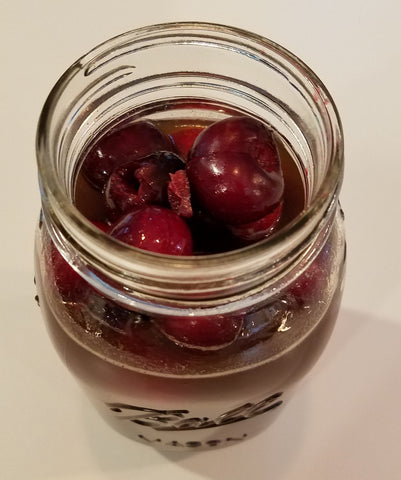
287,244 -> 331,305
287,262 -> 322,306
189,115 -> 281,174
187,116 -> 284,226
82,121 -> 174,190
104,151 -> 184,218
186,150 -> 283,225
49,219 -> 109,302
155,315 -> 243,350
49,243 -> 88,303
109,205 -> 193,255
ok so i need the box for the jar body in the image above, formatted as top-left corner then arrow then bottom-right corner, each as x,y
35,23 -> 345,450
34,208 -> 344,449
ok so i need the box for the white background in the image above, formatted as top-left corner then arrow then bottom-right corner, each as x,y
1,1 -> 400,478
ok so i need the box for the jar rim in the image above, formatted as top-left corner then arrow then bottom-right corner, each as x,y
36,21 -> 344,303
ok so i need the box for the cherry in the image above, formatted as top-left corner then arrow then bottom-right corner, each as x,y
154,315 -> 243,350
189,115 -> 281,174
287,262 -> 322,306
49,243 -> 88,303
104,151 -> 184,218
82,121 -> 174,190
109,205 -> 193,255
187,150 -> 282,225
187,116 -> 284,227
49,220 -> 108,302
287,244 -> 331,306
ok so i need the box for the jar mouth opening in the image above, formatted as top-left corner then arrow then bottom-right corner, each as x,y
36,21 -> 344,300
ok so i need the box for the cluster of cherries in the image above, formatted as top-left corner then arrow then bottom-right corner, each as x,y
49,115 -> 323,351
81,115 -> 285,254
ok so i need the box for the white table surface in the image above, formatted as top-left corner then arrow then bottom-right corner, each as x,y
1,1 -> 400,479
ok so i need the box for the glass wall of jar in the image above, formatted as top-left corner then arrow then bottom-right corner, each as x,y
35,22 -> 345,450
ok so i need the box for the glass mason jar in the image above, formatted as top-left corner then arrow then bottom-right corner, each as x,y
34,22 -> 345,450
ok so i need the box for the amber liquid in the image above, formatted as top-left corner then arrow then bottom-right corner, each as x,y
35,253 -> 342,447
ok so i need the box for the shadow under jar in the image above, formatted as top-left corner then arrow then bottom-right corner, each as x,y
35,22 -> 345,451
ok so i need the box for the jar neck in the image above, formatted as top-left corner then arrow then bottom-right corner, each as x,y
36,22 -> 344,314
41,188 -> 339,318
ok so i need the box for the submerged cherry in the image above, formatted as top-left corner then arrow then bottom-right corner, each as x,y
189,115 -> 282,174
50,243 -> 87,303
155,315 -> 244,350
287,244 -> 331,305
187,116 -> 284,229
187,150 -> 282,225
109,205 -> 193,255
82,121 -> 174,190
